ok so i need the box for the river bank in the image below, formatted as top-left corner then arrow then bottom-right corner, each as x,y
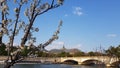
0,56 -> 119,67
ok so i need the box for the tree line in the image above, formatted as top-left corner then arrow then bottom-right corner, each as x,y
0,43 -> 120,59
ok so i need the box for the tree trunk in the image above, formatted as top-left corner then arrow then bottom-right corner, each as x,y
0,9 -> 4,44
4,62 -> 12,68
0,37 -> 2,44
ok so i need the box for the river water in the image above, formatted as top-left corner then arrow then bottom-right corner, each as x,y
0,64 -> 117,68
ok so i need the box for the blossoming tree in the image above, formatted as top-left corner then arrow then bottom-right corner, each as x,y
0,0 -> 64,68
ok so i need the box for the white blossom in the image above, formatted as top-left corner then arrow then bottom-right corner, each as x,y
14,0 -> 16,3
20,45 -> 25,49
10,53 -> 14,56
57,0 -> 64,5
2,5 -> 9,11
8,19 -> 12,22
2,20 -> 8,26
10,49 -> 21,56
0,0 -> 5,3
2,20 -> 7,24
45,3 -> 50,9
24,8 -> 29,16
0,32 -> 2,37
2,28 -> 8,34
35,8 -> 40,13
33,0 -> 37,4
35,28 -> 39,32
27,46 -> 30,50
14,8 -> 19,13
15,29 -> 19,35
30,3 -> 34,12
40,4 -> 46,10
18,23 -> 23,29
22,0 -> 28,3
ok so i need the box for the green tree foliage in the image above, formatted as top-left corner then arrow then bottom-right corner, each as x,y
21,46 -> 30,56
56,52 -> 72,57
87,51 -> 104,56
116,45 -> 120,59
38,51 -> 48,57
0,43 -> 7,56
87,51 -> 96,56
74,52 -> 85,57
105,45 -> 120,60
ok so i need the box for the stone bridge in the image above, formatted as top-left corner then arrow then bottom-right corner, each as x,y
60,56 -> 119,66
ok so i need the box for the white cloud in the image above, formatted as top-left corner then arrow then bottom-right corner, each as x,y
107,34 -> 117,38
73,7 -> 83,16
76,44 -> 82,48
64,14 -> 68,17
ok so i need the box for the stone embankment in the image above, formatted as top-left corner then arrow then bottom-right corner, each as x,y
0,56 -> 60,64
0,56 -> 7,64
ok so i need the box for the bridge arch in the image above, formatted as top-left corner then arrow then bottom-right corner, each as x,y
63,60 -> 78,65
110,61 -> 120,67
81,59 -> 105,65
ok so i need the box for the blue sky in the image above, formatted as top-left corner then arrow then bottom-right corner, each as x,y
45,0 -> 120,51
3,0 -> 120,52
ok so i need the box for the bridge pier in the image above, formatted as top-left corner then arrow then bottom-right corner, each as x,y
106,64 -> 111,67
78,62 -> 82,65
106,64 -> 116,67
